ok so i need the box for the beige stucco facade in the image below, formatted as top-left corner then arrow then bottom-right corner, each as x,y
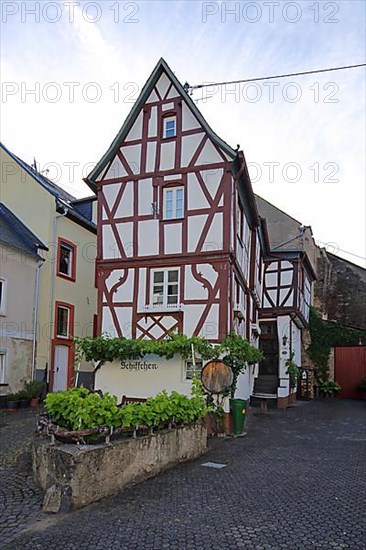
0,146 -> 96,390
0,243 -> 39,392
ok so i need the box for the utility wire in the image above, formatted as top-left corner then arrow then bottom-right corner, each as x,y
186,63 -> 366,91
316,240 -> 366,261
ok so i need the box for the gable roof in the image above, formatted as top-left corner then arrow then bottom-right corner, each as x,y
0,202 -> 48,258
1,142 -> 75,203
0,142 -> 96,234
85,58 -> 237,190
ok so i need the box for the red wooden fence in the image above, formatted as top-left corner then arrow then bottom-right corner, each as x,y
334,346 -> 366,399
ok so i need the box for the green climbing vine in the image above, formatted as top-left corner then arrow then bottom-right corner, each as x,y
285,352 -> 299,389
308,307 -> 366,380
74,332 -> 263,396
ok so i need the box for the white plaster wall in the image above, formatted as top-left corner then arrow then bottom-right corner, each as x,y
125,112 -> 143,141
95,354 -> 193,401
120,144 -> 141,175
164,223 -> 182,254
138,220 -> 159,256
146,142 -> 157,173
182,103 -> 201,132
138,179 -> 153,215
148,107 -> 158,138
160,142 -> 176,171
277,315 -> 291,398
156,73 -> 171,99
181,134 -> 204,167
235,366 -> 255,401
102,225 -> 120,259
185,269 -> 209,301
101,306 -> 117,337
196,140 -> 222,166
202,212 -> 223,251
116,222 -> 133,257
105,157 -> 128,180
115,181 -> 133,218
183,304 -> 206,336
103,183 -> 120,211
187,173 -> 210,210
187,214 -> 207,252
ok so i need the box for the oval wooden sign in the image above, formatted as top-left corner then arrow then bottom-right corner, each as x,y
201,361 -> 233,394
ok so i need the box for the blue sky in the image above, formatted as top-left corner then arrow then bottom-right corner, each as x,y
1,0 -> 365,265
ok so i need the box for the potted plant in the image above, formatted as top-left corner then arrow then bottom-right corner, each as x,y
24,380 -> 45,407
18,389 -> 30,409
319,379 -> 342,397
6,393 -> 20,411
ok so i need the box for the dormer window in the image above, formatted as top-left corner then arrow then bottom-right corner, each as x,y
163,116 -> 176,138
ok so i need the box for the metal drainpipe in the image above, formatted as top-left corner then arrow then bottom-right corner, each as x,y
31,257 -> 45,380
47,208 -> 68,384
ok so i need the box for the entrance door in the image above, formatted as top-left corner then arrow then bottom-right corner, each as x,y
53,345 -> 69,391
255,322 -> 279,395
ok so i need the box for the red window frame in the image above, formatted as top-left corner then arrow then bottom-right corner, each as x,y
57,237 -> 77,282
54,301 -> 75,340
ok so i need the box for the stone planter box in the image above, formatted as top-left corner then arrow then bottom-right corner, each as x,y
33,423 -> 207,511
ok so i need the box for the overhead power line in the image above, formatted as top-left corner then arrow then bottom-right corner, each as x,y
316,240 -> 366,262
186,63 -> 366,92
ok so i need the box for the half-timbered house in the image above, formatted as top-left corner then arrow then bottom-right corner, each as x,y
85,59 -> 268,402
255,195 -> 317,407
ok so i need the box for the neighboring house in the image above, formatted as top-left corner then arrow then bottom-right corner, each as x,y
0,142 -> 97,392
255,195 -> 317,407
0,204 -> 47,393
314,251 -> 366,330
84,58 -> 269,402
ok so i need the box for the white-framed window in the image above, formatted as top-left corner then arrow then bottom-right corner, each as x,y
185,359 -> 203,380
152,269 -> 179,306
163,116 -> 176,138
0,349 -> 7,384
164,187 -> 184,219
56,306 -> 70,338
0,278 -> 7,316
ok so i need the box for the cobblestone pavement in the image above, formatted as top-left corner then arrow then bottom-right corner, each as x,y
1,400 -> 365,550
0,408 -> 44,546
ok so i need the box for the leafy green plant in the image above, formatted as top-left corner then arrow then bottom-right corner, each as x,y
308,308 -> 366,381
23,380 -> 45,399
44,387 -> 209,433
318,379 -> 342,395
285,352 -> 299,389
74,332 -> 262,384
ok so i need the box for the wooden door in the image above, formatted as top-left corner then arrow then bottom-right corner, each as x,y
53,345 -> 69,392
334,346 -> 366,399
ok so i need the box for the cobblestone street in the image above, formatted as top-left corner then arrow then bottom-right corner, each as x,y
1,400 -> 365,550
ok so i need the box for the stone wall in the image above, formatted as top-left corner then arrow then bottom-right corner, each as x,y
33,423 -> 207,511
314,251 -> 366,330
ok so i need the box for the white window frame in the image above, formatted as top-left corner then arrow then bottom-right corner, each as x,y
0,278 -> 7,316
0,349 -> 7,384
163,116 -> 176,138
185,359 -> 203,381
56,306 -> 71,339
150,268 -> 180,308
163,186 -> 184,220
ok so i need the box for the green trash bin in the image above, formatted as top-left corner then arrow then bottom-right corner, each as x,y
230,398 -> 247,436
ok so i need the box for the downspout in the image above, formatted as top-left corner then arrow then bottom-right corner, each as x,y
47,205 -> 68,385
31,256 -> 45,380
